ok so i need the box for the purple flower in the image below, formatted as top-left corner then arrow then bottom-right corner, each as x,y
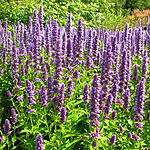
53,40 -> 63,80
83,83 -> 89,104
73,69 -> 80,80
138,129 -> 143,133
132,135 -> 141,141
26,109 -> 35,114
86,56 -> 93,69
134,122 -> 143,128
7,91 -> 12,98
0,137 -> 4,142
4,119 -> 11,135
123,87 -> 130,110
36,134 -> 43,150
40,84 -> 47,106
92,141 -> 97,147
134,77 -> 145,114
65,13 -> 72,39
66,80 -> 74,98
60,107 -> 66,124
26,79 -> 36,105
103,94 -> 113,115
33,78 -> 41,82
111,110 -> 117,120
89,118 -> 100,127
90,128 -> 99,138
16,96 -> 23,101
119,125 -> 124,132
47,76 -> 53,99
127,132 -> 132,138
109,134 -> 116,145
141,56 -> 148,77
11,108 -> 17,124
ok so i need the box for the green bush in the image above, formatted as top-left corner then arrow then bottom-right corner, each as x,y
0,0 -> 130,30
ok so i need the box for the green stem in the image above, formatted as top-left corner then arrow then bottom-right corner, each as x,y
44,107 -> 51,140
30,114 -> 33,130
7,136 -> 10,150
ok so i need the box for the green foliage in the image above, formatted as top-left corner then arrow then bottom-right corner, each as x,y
0,0 -> 130,30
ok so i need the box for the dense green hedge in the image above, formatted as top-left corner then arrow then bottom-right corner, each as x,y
0,0 -> 127,30
1,0 -> 149,30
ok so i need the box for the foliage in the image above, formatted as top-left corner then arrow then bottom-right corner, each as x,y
0,0 -> 128,30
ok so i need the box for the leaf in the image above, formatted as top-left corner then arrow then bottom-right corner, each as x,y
63,133 -> 77,138
65,138 -> 81,148
128,120 -> 133,126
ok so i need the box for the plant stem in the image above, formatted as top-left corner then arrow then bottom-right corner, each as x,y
44,107 -> 51,140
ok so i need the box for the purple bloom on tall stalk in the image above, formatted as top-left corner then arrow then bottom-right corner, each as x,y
76,18 -> 83,61
83,83 -> 89,104
47,76 -> 53,99
26,109 -> 35,114
65,13 -> 72,39
73,69 -> 80,80
51,19 -> 58,55
134,122 -> 143,128
36,134 -> 43,150
7,91 -> 12,98
40,84 -> 47,106
118,50 -> 127,95
11,45 -> 19,83
85,28 -> 93,56
111,110 -> 117,120
11,108 -> 17,124
132,64 -> 139,82
21,65 -> 26,76
53,40 -> 63,80
109,134 -> 116,145
119,125 -> 124,132
92,141 -> 97,147
0,137 -> 4,142
26,79 -> 36,105
66,79 -> 74,98
4,119 -> 11,135
110,80 -> 118,103
85,56 -> 93,69
39,5 -> 44,35
141,55 -> 148,77
66,39 -> 73,67
134,77 -> 145,114
103,94 -> 113,117
60,107 -> 66,124
41,64 -> 47,82
123,87 -> 130,110
127,132 -> 132,138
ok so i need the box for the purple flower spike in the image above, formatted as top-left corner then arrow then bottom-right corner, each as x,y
109,134 -> 116,145
0,137 -> 4,142
40,84 -> 47,106
127,132 -> 132,138
111,110 -> 117,120
26,109 -> 35,114
36,134 -> 43,150
26,79 -> 36,105
92,141 -> 97,147
4,119 -> 11,135
7,91 -> 12,98
60,107 -> 66,124
119,125 -> 124,132
73,69 -> 80,80
11,108 -> 17,124
83,83 -> 89,104
134,122 -> 143,128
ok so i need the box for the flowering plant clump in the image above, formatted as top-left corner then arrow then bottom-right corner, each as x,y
0,5 -> 150,150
